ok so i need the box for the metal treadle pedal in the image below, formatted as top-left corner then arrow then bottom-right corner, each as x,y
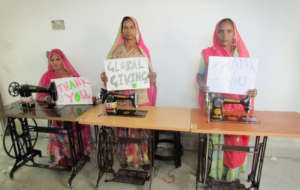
206,178 -> 246,190
108,169 -> 149,185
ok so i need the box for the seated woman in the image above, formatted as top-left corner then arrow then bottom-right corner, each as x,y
197,18 -> 257,182
36,49 -> 93,168
101,16 -> 157,169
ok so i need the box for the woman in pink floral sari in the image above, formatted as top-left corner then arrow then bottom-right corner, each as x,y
101,16 -> 157,169
197,18 -> 257,182
37,49 -> 92,168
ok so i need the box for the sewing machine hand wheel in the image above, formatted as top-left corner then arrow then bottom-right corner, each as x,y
8,82 -> 21,97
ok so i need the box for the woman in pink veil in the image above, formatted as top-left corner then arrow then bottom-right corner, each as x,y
197,18 -> 257,182
37,49 -> 92,168
101,16 -> 157,168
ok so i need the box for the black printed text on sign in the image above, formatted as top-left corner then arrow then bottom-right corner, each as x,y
104,57 -> 150,91
207,56 -> 259,95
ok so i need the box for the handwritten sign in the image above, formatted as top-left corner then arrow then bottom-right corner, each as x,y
51,77 -> 93,105
207,56 -> 258,95
104,57 -> 150,91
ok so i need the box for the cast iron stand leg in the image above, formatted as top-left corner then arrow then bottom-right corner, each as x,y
95,126 -> 103,188
96,126 -> 115,188
196,134 -> 208,190
196,134 -> 200,190
248,136 -> 261,184
174,132 -> 182,168
65,121 -> 76,187
77,125 -> 84,158
94,126 -> 99,149
196,134 -> 202,190
247,136 -> 268,190
148,130 -> 155,190
255,136 -> 268,190
8,117 -> 20,179
21,118 -> 42,167
96,126 -> 112,188
66,122 -> 90,187
8,118 -> 41,179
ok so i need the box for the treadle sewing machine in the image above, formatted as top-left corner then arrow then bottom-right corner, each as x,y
204,92 -> 258,123
8,81 -> 57,108
194,92 -> 260,190
100,88 -> 147,117
3,81 -> 91,187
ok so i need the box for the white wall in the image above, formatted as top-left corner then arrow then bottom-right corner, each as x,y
1,0 -> 300,112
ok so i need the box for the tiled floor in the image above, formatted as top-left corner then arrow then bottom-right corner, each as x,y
1,134 -> 300,190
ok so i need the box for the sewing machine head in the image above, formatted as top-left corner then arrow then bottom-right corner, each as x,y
8,82 -> 57,108
100,88 -> 139,114
205,92 -> 258,123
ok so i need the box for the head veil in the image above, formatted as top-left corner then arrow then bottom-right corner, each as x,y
36,49 -> 79,101
201,18 -> 252,169
107,16 -> 154,72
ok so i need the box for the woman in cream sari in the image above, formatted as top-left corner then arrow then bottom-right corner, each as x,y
101,16 -> 157,169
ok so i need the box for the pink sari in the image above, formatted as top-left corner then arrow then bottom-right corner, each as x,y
107,17 -> 156,168
37,49 -> 92,167
107,17 -> 157,106
200,19 -> 253,169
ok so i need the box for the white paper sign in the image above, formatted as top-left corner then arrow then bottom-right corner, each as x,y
104,57 -> 150,91
51,77 -> 93,105
207,56 -> 258,95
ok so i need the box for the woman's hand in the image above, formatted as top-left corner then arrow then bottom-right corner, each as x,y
148,72 -> 157,83
200,85 -> 209,93
44,96 -> 55,105
197,73 -> 209,92
92,96 -> 97,105
248,89 -> 258,98
100,72 -> 108,85
44,96 -> 51,103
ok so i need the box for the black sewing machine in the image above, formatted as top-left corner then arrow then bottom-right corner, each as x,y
100,88 -> 147,117
8,82 -> 57,108
205,92 -> 258,123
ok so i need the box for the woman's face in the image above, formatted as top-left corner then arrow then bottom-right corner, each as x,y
217,21 -> 235,47
50,53 -> 64,72
122,19 -> 137,41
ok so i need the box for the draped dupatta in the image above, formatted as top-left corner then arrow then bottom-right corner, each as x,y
36,49 -> 79,101
107,17 -> 156,106
200,19 -> 252,169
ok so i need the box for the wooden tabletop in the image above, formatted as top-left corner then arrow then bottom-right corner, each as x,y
0,101 -> 92,122
8,100 -> 296,137
78,104 -> 191,132
191,109 -> 300,138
